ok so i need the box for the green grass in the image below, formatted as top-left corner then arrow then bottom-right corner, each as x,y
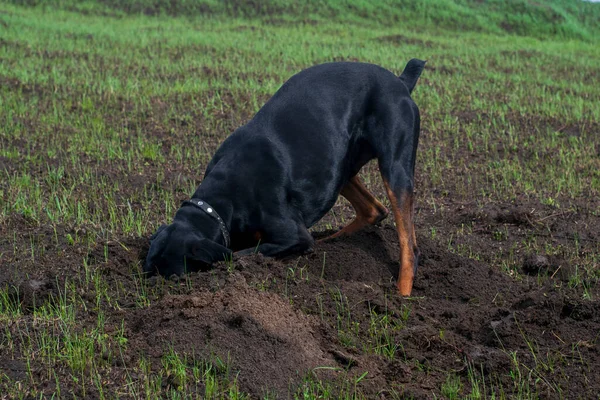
1,2 -> 598,232
4,0 -> 600,41
1,0 -> 599,398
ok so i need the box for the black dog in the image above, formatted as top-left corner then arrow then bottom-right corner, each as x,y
145,59 -> 426,296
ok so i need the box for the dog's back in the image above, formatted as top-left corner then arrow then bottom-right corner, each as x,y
207,61 -> 424,227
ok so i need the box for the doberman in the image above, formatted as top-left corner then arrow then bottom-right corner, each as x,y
144,59 -> 426,296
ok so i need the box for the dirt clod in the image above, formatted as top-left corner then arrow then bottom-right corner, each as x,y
522,254 -> 550,274
18,277 -> 57,311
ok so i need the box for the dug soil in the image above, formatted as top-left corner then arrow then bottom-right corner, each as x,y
3,206 -> 599,398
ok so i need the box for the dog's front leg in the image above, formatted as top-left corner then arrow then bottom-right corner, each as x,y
234,221 -> 314,259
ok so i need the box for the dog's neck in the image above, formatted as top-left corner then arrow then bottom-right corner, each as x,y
181,190 -> 234,243
183,198 -> 230,248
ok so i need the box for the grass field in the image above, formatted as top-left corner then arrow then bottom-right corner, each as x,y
1,0 -> 599,398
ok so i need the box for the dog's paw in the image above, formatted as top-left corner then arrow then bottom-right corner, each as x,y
233,248 -> 254,258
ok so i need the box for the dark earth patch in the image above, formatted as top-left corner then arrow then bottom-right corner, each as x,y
2,217 -> 599,398
376,34 -> 435,48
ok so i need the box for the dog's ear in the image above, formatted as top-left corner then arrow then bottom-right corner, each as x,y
145,225 -> 169,274
189,239 -> 232,265
144,244 -> 160,274
399,59 -> 426,94
150,224 -> 168,241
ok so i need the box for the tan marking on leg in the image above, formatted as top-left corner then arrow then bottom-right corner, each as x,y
383,180 -> 417,296
351,176 -> 389,224
320,176 -> 388,241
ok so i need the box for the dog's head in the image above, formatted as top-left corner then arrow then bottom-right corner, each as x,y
143,222 -> 231,277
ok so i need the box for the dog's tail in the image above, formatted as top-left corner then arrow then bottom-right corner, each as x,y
399,59 -> 426,94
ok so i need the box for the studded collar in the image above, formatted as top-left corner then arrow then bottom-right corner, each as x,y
182,198 -> 230,248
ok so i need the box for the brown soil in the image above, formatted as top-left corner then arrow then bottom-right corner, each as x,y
2,208 -> 599,398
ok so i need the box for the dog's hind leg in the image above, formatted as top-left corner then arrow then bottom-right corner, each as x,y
321,176 -> 388,241
374,99 -> 421,297
381,180 -> 419,296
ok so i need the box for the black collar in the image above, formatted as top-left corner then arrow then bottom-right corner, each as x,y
182,198 -> 230,248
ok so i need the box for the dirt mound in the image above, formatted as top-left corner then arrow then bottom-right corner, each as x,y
114,225 -> 599,398
126,275 -> 335,397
